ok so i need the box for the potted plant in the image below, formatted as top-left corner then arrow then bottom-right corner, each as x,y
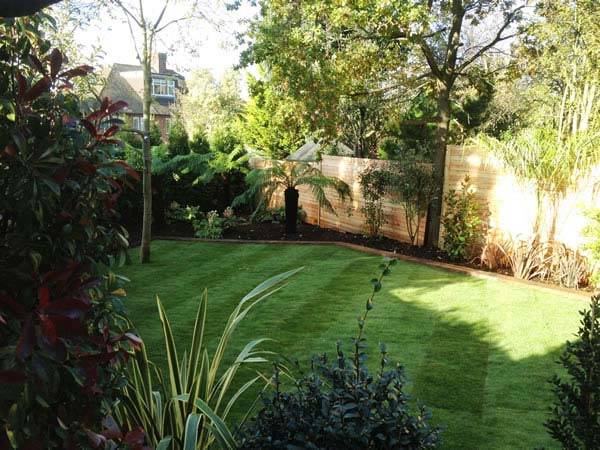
233,161 -> 350,234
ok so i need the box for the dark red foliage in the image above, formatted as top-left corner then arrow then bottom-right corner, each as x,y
0,15 -> 141,450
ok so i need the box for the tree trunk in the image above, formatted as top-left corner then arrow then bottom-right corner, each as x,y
284,188 -> 299,235
425,81 -> 451,248
140,34 -> 152,263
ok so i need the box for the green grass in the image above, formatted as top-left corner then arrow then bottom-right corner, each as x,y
120,240 -> 585,449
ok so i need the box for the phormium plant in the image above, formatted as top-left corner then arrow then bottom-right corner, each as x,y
238,258 -> 441,449
0,14 -> 140,449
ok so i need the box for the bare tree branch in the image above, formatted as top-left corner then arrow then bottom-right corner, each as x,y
111,0 -> 142,27
456,5 -> 526,73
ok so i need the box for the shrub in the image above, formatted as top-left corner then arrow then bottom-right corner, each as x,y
238,259 -> 441,449
0,15 -> 139,448
194,210 -> 226,239
166,203 -> 201,224
488,236 -> 550,280
442,176 -> 487,261
211,124 -> 244,155
359,166 -> 391,238
389,153 -> 437,245
149,121 -> 163,146
545,295 -> 600,449
190,129 -> 210,154
545,243 -> 590,289
584,208 -> 600,286
117,269 -> 301,449
168,120 -> 190,156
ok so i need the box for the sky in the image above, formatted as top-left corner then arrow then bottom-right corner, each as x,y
71,0 -> 259,80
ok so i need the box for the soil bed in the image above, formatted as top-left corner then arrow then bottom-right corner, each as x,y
126,219 -> 590,294
223,221 -> 450,260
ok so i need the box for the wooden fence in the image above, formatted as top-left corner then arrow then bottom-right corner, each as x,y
253,145 -> 600,249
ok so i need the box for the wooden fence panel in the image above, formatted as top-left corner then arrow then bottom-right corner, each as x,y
252,146 -> 600,250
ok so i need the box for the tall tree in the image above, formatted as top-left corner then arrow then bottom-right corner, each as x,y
106,0 -> 213,263
245,0 -> 526,247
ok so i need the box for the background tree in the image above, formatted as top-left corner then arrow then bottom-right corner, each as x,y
168,119 -> 190,156
178,68 -> 245,141
244,0 -> 527,247
243,72 -> 308,159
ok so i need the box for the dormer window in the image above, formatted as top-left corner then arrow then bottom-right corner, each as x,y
152,78 -> 175,97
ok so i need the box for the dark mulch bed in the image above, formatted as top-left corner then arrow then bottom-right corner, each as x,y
127,219 -> 449,262
125,219 -> 592,292
223,221 -> 450,261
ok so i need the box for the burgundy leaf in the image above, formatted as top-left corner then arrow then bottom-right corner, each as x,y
0,313 -> 6,325
79,119 -> 97,137
50,49 -> 63,79
84,429 -> 106,449
21,439 -> 44,450
59,65 -> 94,79
16,72 -> 27,96
103,125 -> 120,138
113,160 -> 141,182
27,55 -> 45,75
0,292 -> 25,317
123,428 -> 146,446
58,80 -> 74,90
0,370 -> 25,384
101,415 -> 122,440
23,76 -> 52,102
3,144 -> 17,157
39,314 -> 57,346
74,158 -> 97,175
38,286 -> 50,308
57,211 -> 73,221
40,298 -> 90,319
49,315 -> 86,336
53,166 -> 70,184
16,316 -> 35,361
104,100 -> 128,116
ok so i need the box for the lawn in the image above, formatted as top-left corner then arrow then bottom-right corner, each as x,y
121,240 -> 584,449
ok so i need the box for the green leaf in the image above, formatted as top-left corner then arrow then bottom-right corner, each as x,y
156,437 -> 172,450
194,398 -> 237,449
183,413 -> 202,450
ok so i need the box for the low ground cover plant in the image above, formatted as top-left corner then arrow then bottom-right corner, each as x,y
238,258 -> 441,449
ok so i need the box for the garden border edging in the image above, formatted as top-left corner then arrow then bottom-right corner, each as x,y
155,236 -> 591,300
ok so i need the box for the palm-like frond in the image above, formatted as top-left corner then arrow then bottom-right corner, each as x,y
152,152 -> 212,177
233,160 -> 351,215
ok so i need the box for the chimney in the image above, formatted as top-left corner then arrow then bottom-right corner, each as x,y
151,53 -> 168,73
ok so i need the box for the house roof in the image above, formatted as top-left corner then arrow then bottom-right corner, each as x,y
287,139 -> 355,161
100,62 -> 184,116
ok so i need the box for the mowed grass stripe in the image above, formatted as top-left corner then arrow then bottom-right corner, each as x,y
120,241 -> 583,450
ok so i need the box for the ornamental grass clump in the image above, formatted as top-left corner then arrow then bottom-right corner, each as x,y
238,258 -> 441,449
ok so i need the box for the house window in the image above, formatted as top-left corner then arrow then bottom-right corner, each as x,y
152,78 -> 175,97
132,116 -> 143,130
